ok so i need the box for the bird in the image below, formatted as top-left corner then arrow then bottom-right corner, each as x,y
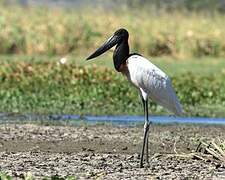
86,28 -> 183,168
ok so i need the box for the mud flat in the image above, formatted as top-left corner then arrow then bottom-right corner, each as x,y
0,124 -> 225,179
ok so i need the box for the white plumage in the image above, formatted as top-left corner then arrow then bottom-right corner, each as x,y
125,55 -> 183,116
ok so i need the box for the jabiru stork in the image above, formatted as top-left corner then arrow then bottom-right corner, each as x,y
86,28 -> 183,168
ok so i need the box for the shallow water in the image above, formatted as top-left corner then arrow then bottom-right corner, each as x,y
84,115 -> 225,125
0,113 -> 225,125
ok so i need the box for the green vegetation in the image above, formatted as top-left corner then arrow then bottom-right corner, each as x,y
0,56 -> 224,117
0,5 -> 225,58
0,5 -> 224,117
0,172 -> 12,180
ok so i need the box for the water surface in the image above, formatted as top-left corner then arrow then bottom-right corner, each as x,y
1,113 -> 225,125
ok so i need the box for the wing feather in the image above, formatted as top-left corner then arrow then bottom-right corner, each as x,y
126,55 -> 183,115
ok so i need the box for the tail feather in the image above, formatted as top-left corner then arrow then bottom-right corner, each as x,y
148,81 -> 183,116
167,85 -> 183,116
172,99 -> 183,116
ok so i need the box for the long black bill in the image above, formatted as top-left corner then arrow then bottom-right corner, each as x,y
86,35 -> 121,60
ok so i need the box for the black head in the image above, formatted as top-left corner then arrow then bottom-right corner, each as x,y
86,28 -> 129,60
114,28 -> 129,41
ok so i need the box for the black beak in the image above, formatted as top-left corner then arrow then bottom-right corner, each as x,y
86,34 -> 121,60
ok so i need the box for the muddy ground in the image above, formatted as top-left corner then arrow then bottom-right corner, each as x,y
0,123 -> 225,179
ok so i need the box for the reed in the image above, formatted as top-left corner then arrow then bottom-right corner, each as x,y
0,5 -> 225,58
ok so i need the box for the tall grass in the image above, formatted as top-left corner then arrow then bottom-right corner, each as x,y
0,5 -> 225,57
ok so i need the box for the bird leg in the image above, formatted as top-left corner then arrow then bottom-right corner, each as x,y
141,121 -> 150,167
140,98 -> 150,168
144,99 -> 150,164
145,129 -> 150,164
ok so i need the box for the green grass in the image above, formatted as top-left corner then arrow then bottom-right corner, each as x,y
3,55 -> 225,76
79,55 -> 225,76
0,55 -> 224,117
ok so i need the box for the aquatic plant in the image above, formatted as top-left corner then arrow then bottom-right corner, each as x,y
0,59 -> 224,117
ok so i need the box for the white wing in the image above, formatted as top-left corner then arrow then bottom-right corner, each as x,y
126,55 -> 183,116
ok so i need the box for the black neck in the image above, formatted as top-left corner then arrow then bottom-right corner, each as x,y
113,39 -> 129,71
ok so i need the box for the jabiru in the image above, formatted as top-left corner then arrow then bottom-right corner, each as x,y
86,28 -> 183,168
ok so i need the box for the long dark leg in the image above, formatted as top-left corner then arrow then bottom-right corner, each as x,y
140,98 -> 150,168
145,100 -> 150,164
141,97 -> 150,163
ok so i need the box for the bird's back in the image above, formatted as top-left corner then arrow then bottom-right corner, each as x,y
126,55 -> 183,116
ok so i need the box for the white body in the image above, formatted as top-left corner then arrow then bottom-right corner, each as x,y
125,55 -> 183,116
